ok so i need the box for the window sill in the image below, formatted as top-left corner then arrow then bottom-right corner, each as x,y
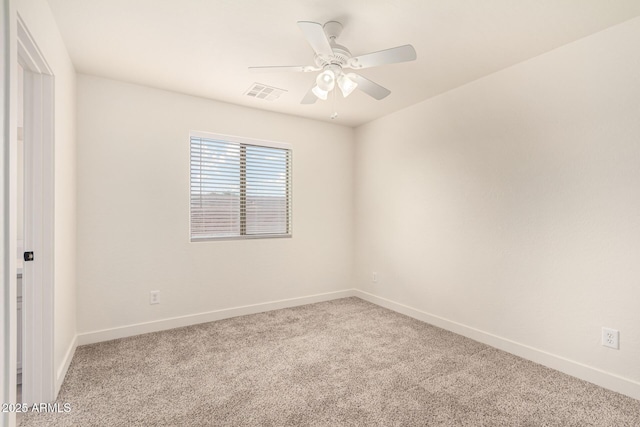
190,234 -> 292,242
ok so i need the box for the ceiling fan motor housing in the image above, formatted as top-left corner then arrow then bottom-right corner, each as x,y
312,21 -> 352,69
315,44 -> 351,69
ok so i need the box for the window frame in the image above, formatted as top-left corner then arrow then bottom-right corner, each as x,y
189,131 -> 292,242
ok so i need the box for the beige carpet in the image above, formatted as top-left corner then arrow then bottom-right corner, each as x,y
21,297 -> 640,426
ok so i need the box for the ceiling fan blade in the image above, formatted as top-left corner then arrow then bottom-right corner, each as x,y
249,65 -> 318,73
300,85 -> 318,104
297,21 -> 333,57
348,74 -> 391,100
349,45 -> 417,69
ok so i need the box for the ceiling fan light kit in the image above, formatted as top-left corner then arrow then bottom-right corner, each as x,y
249,20 -> 417,118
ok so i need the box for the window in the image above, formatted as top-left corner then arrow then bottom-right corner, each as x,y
190,132 -> 292,241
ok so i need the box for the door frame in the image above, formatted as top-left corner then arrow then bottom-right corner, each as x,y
1,0 -> 14,425
16,13 -> 55,405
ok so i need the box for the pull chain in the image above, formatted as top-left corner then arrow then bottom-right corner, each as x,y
330,87 -> 338,120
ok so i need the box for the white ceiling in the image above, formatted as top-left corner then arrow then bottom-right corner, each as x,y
46,0 -> 640,127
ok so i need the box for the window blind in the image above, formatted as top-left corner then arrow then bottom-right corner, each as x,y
190,133 -> 292,240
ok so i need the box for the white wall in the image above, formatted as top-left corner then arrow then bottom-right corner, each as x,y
76,75 -> 354,335
354,17 -> 640,397
16,0 -> 77,394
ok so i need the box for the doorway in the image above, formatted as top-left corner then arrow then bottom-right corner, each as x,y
15,15 -> 55,405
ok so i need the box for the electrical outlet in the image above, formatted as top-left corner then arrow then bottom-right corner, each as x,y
602,327 -> 619,349
372,272 -> 378,283
150,290 -> 160,305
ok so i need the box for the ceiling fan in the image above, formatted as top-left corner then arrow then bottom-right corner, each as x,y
249,21 -> 417,105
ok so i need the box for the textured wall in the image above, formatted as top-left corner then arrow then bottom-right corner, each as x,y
76,75 -> 355,334
354,17 -> 640,390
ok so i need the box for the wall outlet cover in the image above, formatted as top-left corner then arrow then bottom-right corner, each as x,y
150,290 -> 160,305
602,327 -> 619,349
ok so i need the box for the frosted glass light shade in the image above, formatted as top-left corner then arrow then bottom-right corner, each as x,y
337,74 -> 358,97
312,85 -> 328,100
316,70 -> 335,92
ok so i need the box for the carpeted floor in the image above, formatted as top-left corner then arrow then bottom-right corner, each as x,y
20,297 -> 640,426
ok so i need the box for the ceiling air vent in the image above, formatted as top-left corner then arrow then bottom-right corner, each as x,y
244,83 -> 287,101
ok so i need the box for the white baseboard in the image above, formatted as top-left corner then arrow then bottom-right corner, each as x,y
77,289 -> 356,346
56,334 -> 77,396
71,288 -> 639,401
354,289 -> 640,401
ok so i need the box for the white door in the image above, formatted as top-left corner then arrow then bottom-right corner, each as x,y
16,16 -> 56,405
